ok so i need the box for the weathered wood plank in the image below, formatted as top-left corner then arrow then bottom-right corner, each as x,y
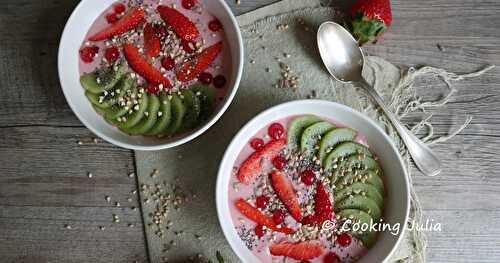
0,0 -> 82,127
424,210 -> 500,263
0,126 -> 148,262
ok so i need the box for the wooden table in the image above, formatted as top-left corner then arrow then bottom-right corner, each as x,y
0,0 -> 498,262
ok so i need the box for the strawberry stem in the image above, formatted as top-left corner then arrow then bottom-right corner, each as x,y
349,13 -> 387,45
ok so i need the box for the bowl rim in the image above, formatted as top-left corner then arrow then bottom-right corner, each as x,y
57,0 -> 244,151
215,99 -> 410,262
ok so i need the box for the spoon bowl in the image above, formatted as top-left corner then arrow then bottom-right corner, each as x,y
317,22 -> 364,82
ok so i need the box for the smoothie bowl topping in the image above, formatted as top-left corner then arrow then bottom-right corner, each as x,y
228,115 -> 386,262
78,0 -> 230,137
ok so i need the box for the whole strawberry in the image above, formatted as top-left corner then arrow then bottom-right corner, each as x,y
349,0 -> 392,45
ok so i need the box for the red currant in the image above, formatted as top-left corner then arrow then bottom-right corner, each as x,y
336,233 -> 352,247
79,46 -> 99,63
300,261 -> 311,263
208,19 -> 223,32
154,24 -> 167,39
113,3 -> 126,14
272,210 -> 286,225
181,40 -> 196,53
300,170 -> 316,186
199,72 -> 213,85
249,138 -> 264,150
104,46 -> 120,63
213,75 -> 226,88
254,225 -> 265,238
181,0 -> 197,9
268,123 -> 285,140
301,215 -> 317,225
147,83 -> 160,95
323,252 -> 341,263
255,195 -> 269,209
272,155 -> 287,170
161,57 -> 175,71
105,13 -> 119,24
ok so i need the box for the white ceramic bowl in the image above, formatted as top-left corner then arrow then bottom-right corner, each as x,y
58,0 -> 244,150
216,100 -> 410,263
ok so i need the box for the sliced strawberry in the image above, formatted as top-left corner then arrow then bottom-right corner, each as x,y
269,241 -> 324,260
235,198 -> 295,234
314,182 -> 334,225
176,42 -> 222,82
237,138 -> 286,185
157,5 -> 199,42
270,171 -> 302,221
143,23 -> 161,58
301,183 -> 334,226
89,7 -> 145,41
123,43 -> 171,88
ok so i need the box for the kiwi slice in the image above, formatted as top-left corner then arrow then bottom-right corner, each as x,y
318,128 -> 357,163
335,195 -> 382,221
163,94 -> 186,135
125,94 -> 160,135
118,91 -> 149,130
80,63 -> 126,94
300,121 -> 335,157
335,169 -> 385,195
145,93 -> 172,135
287,115 -> 322,151
191,84 -> 216,122
102,77 -> 136,120
336,209 -> 377,248
85,91 -> 113,109
323,142 -> 372,170
180,89 -> 201,131
335,182 -> 384,209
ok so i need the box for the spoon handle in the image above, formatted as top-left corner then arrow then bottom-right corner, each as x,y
358,79 -> 441,176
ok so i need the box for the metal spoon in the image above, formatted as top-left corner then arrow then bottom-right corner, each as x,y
317,21 -> 441,176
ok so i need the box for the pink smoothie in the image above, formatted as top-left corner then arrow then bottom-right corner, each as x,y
228,115 -> 375,262
79,0 -> 231,102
